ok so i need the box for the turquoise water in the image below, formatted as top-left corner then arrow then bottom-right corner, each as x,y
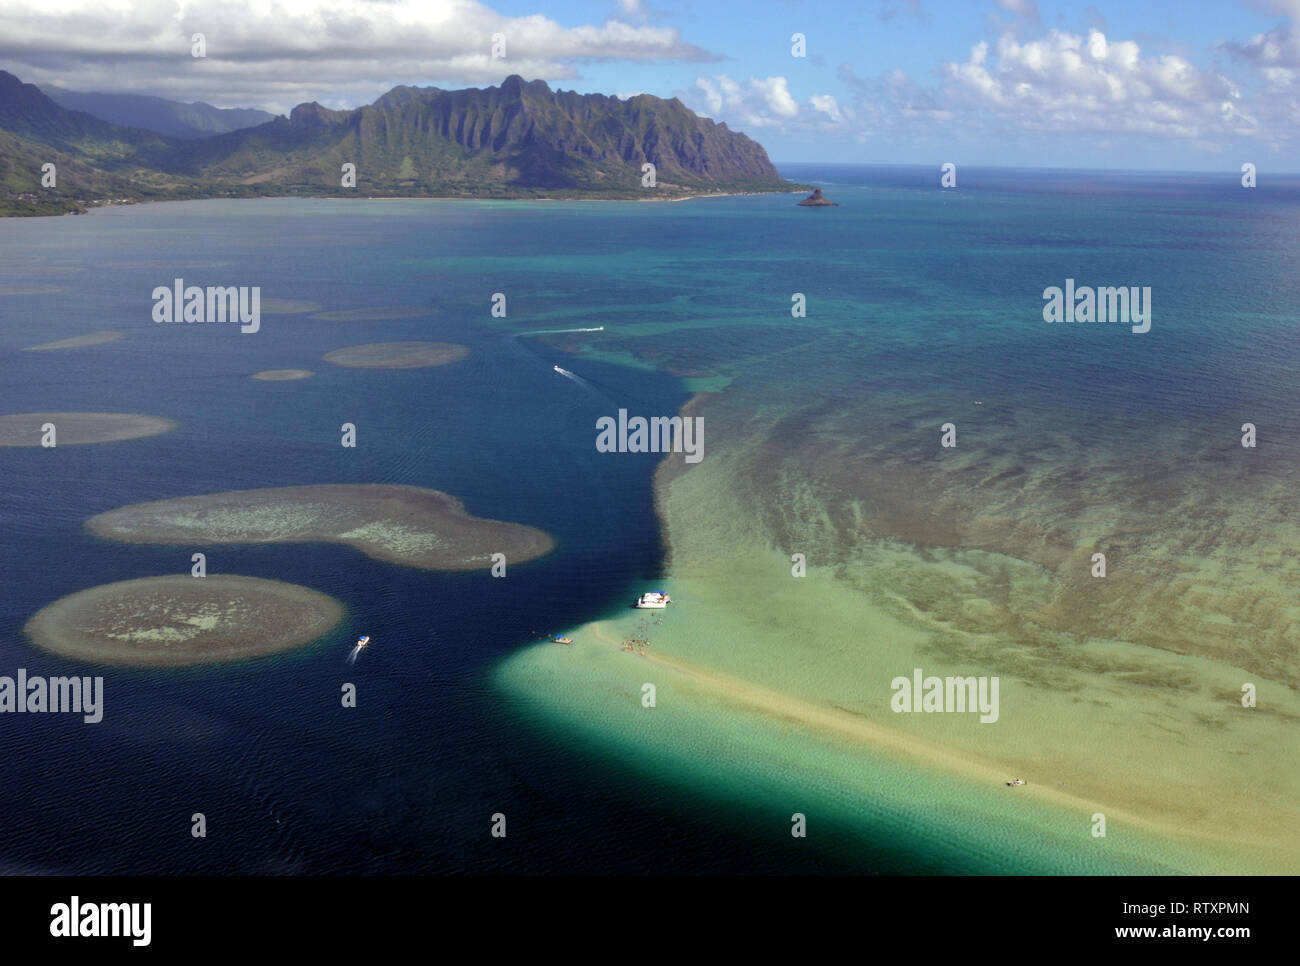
2,166 -> 1298,873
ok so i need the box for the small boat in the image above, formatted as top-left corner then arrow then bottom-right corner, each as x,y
356,635 -> 370,648
553,365 -> 565,374
553,635 -> 574,645
635,591 -> 671,609
1005,778 -> 1025,787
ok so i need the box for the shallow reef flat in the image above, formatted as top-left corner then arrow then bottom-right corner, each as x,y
0,412 -> 175,446
499,307 -> 1300,874
322,341 -> 469,368
251,369 -> 313,381
86,483 -> 553,570
260,299 -> 322,315
22,331 -> 125,351
310,306 -> 432,322
24,575 -> 344,667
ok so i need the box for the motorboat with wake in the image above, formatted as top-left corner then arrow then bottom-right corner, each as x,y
346,634 -> 371,664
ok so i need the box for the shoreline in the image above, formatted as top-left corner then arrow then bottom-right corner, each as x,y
7,187 -> 806,219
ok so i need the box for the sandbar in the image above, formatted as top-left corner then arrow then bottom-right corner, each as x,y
23,332 -> 125,351
499,376 -> 1300,874
0,285 -> 65,295
24,575 -> 344,667
261,299 -> 322,315
252,369 -> 313,381
0,412 -> 176,447
310,306 -> 431,322
86,483 -> 552,570
323,341 -> 469,369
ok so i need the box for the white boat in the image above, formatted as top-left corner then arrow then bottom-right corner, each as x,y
356,635 -> 370,648
635,591 -> 671,609
553,365 -> 565,374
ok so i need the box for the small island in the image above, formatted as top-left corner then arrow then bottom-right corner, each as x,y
797,187 -> 838,206
323,341 -> 469,369
0,412 -> 176,446
86,483 -> 554,570
252,369 -> 313,381
24,575 -> 344,667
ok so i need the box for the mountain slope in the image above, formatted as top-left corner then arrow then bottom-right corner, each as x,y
0,71 -> 172,159
42,87 -> 276,139
0,71 -> 191,214
169,75 -> 791,196
0,71 -> 797,213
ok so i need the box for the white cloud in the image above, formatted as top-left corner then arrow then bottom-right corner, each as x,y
1221,2 -> 1300,85
810,93 -> 843,123
939,28 -> 1258,139
685,74 -> 843,132
995,0 -> 1038,15
0,0 -> 718,111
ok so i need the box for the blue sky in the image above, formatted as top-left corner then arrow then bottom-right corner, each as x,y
4,0 -> 1298,171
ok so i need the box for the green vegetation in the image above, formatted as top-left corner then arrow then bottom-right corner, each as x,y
1,70 -> 802,216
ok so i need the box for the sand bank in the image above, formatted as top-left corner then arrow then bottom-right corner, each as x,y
0,412 -> 175,446
323,341 -> 469,369
261,299 -> 321,315
499,379 -> 1300,874
251,369 -> 312,381
22,331 -> 124,351
24,575 -> 343,667
87,483 -> 553,571
310,307 -> 431,322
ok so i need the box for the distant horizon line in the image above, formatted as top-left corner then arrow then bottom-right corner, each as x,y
774,161 -> 1300,178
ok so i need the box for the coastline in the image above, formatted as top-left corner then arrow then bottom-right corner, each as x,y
5,188 -> 807,219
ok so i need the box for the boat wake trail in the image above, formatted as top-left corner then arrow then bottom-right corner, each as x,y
552,364 -> 594,390
345,644 -> 363,665
525,326 -> 605,336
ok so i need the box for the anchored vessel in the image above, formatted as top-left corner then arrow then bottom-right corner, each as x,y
635,591 -> 672,609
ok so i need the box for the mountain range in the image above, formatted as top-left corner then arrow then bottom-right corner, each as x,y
42,87 -> 276,140
0,71 -> 797,215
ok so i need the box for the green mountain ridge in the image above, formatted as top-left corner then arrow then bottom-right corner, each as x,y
0,70 -> 799,215
42,87 -> 276,140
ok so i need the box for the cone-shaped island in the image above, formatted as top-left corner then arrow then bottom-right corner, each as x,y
797,187 -> 838,206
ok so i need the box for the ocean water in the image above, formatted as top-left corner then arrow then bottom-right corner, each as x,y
2,166 -> 1298,873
